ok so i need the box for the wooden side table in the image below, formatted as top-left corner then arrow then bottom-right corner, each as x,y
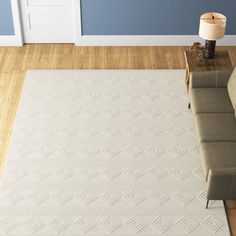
184,50 -> 233,92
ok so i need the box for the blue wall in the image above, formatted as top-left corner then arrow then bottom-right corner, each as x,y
81,0 -> 236,35
1,0 -> 235,36
0,0 -> 15,35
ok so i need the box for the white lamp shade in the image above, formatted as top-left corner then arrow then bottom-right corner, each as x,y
199,12 -> 226,40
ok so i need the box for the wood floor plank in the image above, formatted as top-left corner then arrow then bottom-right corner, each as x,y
0,44 -> 236,235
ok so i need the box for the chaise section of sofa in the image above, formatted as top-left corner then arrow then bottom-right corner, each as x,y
189,68 -> 236,203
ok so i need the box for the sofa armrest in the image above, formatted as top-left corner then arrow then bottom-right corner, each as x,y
206,168 -> 236,200
190,70 -> 233,89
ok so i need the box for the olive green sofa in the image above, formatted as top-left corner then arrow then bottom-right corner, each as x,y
189,68 -> 236,208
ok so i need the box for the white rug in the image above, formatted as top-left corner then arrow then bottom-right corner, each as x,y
0,70 -> 230,235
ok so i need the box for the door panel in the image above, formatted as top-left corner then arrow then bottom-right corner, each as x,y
29,12 -> 66,30
27,0 -> 64,6
20,0 -> 74,43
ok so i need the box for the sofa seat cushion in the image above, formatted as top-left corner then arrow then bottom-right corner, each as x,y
195,113 -> 236,141
190,88 -> 234,113
227,68 -> 236,115
200,142 -> 236,177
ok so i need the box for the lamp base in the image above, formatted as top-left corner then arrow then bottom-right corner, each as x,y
203,40 -> 216,59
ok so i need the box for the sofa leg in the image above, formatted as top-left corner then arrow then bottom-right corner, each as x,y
188,103 -> 191,109
206,200 -> 210,209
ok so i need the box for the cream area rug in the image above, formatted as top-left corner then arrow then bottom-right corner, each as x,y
0,70 -> 230,235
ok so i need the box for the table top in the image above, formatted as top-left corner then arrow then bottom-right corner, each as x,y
184,50 -> 233,73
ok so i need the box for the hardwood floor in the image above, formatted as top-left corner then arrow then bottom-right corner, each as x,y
0,44 -> 236,235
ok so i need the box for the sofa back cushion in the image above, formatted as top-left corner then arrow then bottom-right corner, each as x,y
190,70 -> 233,88
228,68 -> 236,115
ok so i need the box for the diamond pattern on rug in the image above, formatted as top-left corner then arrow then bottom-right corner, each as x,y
0,70 -> 229,235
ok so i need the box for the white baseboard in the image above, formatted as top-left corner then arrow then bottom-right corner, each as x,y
78,35 -> 236,46
0,35 -> 23,46
1,34 -> 235,47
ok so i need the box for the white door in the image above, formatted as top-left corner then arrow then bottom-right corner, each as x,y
20,0 -> 75,43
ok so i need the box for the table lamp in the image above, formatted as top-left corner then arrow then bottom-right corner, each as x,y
199,12 -> 226,59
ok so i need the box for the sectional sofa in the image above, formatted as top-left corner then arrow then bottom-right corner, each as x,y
189,68 -> 236,208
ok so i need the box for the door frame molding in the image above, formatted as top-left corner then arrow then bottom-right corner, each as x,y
74,0 -> 82,45
11,0 -> 23,46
